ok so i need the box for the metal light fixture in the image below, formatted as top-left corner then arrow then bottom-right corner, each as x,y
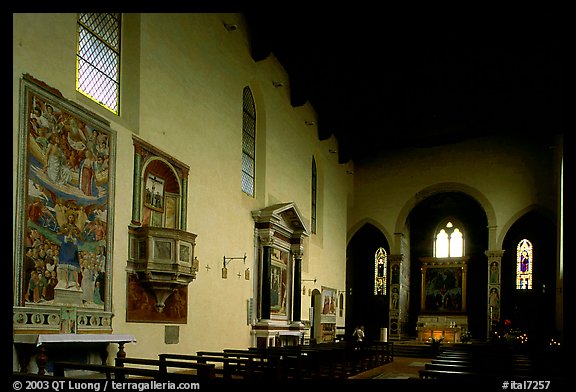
222,253 -> 247,279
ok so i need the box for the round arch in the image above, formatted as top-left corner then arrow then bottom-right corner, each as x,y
497,204 -> 556,250
141,156 -> 181,194
394,182 -> 497,252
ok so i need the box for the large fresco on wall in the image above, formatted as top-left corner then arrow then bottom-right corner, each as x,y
14,75 -> 115,333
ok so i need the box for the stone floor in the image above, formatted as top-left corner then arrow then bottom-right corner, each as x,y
349,356 -> 430,379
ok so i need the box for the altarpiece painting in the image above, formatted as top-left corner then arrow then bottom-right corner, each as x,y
423,267 -> 463,312
270,248 -> 288,316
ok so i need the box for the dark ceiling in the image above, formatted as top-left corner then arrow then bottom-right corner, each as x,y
242,11 -> 564,163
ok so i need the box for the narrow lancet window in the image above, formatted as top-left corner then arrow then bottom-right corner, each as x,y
242,87 -> 256,196
516,239 -> 533,289
374,247 -> 387,295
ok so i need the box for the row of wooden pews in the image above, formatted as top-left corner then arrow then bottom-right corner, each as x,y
36,340 -> 394,382
418,342 -> 564,382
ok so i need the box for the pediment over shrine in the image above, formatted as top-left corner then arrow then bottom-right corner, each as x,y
252,202 -> 309,240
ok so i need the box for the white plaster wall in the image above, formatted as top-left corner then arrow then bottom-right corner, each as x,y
349,133 -> 559,252
13,12 -> 352,365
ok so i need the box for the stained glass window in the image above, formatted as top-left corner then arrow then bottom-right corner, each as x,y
374,247 -> 387,295
516,239 -> 533,289
76,13 -> 121,114
434,220 -> 464,257
242,87 -> 256,196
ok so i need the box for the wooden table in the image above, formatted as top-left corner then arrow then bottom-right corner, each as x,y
13,333 -> 137,375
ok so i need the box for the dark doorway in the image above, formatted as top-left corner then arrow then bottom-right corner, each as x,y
346,223 -> 390,341
500,210 -> 558,347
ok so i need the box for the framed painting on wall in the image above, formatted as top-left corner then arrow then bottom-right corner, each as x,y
13,74 -> 116,333
126,273 -> 187,323
320,286 -> 337,324
144,173 -> 165,212
270,248 -> 288,316
423,267 -> 463,312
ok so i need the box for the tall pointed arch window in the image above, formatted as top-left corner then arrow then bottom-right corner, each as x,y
516,239 -> 533,289
241,87 -> 256,196
76,13 -> 121,114
434,220 -> 464,258
311,156 -> 317,234
374,247 -> 387,295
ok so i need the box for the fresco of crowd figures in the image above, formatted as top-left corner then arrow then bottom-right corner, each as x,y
18,81 -> 113,312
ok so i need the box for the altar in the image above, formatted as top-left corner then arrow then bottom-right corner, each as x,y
417,256 -> 469,343
13,333 -> 137,375
416,315 -> 468,343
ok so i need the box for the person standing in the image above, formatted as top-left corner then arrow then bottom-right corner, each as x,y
353,325 -> 365,349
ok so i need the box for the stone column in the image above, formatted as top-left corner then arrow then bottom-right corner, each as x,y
260,244 -> 272,320
180,177 -> 188,230
388,253 -> 404,340
291,248 -> 303,322
485,250 -> 504,338
461,263 -> 468,312
131,148 -> 142,226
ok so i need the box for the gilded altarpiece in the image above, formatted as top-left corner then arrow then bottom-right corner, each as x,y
14,75 -> 116,334
251,203 -> 309,347
417,257 -> 469,342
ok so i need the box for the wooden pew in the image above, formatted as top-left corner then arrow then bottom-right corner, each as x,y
305,341 -> 350,377
431,357 -> 533,367
419,368 -> 502,380
115,357 -> 215,381
159,353 -> 257,381
247,345 -> 350,379
220,349 -> 283,380
246,347 -> 307,380
244,342 -> 367,380
420,343 -> 564,381
52,361 -> 161,380
425,362 -> 536,375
